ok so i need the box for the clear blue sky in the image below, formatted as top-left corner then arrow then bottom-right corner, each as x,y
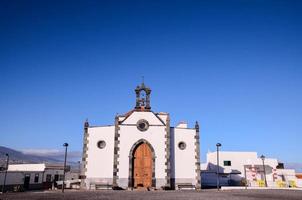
0,0 -> 301,163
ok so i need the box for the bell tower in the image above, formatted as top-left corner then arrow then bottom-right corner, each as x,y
135,81 -> 151,110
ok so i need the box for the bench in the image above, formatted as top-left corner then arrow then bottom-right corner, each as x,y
90,183 -> 112,190
177,183 -> 196,190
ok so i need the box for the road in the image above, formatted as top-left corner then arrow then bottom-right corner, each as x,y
1,189 -> 302,200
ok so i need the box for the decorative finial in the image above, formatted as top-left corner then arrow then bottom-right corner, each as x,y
141,76 -> 145,87
195,121 -> 199,131
84,118 -> 89,128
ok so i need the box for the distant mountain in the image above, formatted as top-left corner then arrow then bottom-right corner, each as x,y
0,146 -> 62,166
0,146 -> 80,170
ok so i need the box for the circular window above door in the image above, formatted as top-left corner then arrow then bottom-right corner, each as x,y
136,119 -> 149,132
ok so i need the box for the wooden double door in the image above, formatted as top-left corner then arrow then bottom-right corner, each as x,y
133,143 -> 153,188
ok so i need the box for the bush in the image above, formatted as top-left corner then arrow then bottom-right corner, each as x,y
276,180 -> 286,188
257,180 -> 265,187
289,180 -> 297,188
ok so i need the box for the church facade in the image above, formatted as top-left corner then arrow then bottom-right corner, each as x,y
81,83 -> 201,190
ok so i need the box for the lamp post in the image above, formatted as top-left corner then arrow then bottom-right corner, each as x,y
78,161 -> 81,179
216,143 -> 222,191
2,153 -> 9,194
62,143 -> 68,193
260,155 -> 268,187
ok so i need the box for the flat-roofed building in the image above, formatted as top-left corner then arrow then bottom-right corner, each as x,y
201,151 -> 301,188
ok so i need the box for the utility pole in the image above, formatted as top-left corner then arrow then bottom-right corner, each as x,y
216,143 -> 221,191
260,155 -> 268,187
2,153 -> 9,194
62,143 -> 68,193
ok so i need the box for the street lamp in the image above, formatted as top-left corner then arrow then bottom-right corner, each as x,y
78,161 -> 81,179
216,143 -> 222,191
62,143 -> 68,193
2,153 -> 9,194
260,155 -> 268,187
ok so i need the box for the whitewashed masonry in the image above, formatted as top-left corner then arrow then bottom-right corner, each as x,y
81,83 -> 201,190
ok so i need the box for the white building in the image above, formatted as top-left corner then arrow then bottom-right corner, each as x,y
81,83 -> 201,190
201,151 -> 301,188
0,163 -> 77,191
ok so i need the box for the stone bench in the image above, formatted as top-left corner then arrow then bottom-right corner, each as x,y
90,183 -> 112,190
177,183 -> 195,190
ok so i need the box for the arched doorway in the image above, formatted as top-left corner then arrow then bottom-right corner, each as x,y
128,140 -> 155,189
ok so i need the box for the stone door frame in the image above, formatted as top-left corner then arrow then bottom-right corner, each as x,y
128,139 -> 156,188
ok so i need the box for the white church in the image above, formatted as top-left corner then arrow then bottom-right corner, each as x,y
81,82 -> 201,190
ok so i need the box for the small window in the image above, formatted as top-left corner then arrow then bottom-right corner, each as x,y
59,175 -> 64,181
178,142 -> 186,150
34,173 -> 39,183
97,140 -> 106,149
224,160 -> 231,166
46,174 -> 52,182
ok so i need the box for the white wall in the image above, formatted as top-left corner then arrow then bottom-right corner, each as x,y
202,151 -> 296,187
0,164 -> 46,186
0,171 -> 44,185
122,111 -> 165,126
156,112 -> 168,122
0,172 -> 26,185
207,151 -> 258,174
172,127 -> 197,186
118,111 -> 167,188
43,169 -> 64,182
85,126 -> 115,183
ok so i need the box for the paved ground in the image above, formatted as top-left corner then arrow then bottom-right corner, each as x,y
1,189 -> 302,200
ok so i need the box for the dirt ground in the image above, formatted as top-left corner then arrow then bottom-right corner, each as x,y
1,189 -> 302,200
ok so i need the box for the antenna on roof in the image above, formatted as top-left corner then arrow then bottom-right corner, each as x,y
142,76 -> 144,84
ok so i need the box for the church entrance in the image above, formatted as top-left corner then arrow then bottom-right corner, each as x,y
133,143 -> 153,188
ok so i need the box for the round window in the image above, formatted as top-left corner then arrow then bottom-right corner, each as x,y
97,140 -> 106,149
136,119 -> 149,132
178,142 -> 186,150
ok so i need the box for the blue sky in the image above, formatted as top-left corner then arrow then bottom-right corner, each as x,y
0,0 -> 301,163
